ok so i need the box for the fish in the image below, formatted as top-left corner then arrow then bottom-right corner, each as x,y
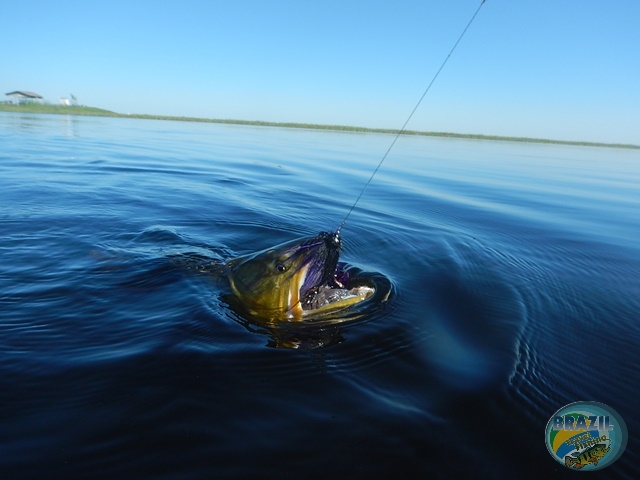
226,231 -> 375,321
564,443 -> 610,469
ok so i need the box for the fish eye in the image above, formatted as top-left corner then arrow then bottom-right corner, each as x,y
276,263 -> 288,273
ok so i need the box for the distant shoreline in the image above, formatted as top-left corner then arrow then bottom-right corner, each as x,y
1,103 -> 638,150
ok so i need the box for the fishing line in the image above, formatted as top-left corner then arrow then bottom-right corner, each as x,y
336,0 -> 486,236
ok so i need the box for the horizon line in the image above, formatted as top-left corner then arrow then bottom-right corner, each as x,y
1,103 -> 638,150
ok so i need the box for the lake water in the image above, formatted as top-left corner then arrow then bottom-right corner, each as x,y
1,113 -> 638,479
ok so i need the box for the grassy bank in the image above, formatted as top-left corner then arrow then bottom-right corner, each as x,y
1,102 -> 637,150
0,103 -> 120,117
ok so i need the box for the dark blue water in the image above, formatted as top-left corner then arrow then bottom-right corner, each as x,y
1,113 -> 638,479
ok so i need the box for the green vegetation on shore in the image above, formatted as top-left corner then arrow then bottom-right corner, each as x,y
0,102 -> 120,117
1,102 -> 637,150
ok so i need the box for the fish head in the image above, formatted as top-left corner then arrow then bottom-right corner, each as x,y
227,231 -> 341,320
592,443 -> 610,458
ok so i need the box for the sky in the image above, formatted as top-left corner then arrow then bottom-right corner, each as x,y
2,0 -> 639,144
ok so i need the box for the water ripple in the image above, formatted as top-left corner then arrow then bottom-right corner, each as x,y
2,115 -> 639,478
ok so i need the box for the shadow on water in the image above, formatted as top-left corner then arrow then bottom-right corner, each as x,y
416,251 -> 527,392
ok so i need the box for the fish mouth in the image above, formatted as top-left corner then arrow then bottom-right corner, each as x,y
294,232 -> 342,303
279,232 -> 377,317
273,235 -> 340,314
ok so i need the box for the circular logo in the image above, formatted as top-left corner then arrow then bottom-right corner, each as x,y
545,401 -> 628,471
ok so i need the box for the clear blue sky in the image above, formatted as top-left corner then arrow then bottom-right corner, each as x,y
3,0 -> 639,144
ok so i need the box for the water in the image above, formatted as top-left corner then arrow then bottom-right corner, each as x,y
1,113 -> 638,479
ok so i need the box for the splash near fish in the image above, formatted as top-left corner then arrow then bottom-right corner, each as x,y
545,401 -> 628,471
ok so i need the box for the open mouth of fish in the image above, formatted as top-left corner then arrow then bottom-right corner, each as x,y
226,231 -> 376,321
